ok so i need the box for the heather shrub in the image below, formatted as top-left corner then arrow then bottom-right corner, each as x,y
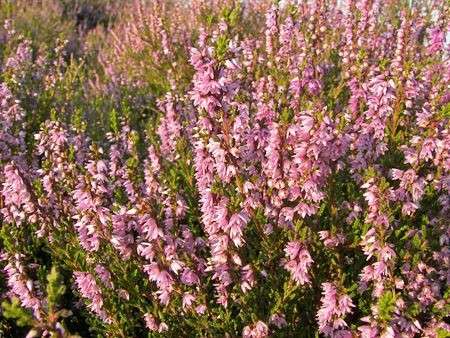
0,1 -> 78,56
0,0 -> 449,337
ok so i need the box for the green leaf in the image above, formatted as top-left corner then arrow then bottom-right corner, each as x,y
109,108 -> 119,134
437,328 -> 450,338
377,291 -> 396,322
46,266 -> 66,312
1,298 -> 33,327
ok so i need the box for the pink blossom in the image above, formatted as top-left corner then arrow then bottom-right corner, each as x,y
243,321 -> 269,338
283,241 -> 313,285
2,253 -> 42,320
144,313 -> 168,333
269,313 -> 287,328
227,211 -> 249,247
95,264 -> 113,289
73,272 -> 111,323
1,163 -> 36,225
317,282 -> 354,337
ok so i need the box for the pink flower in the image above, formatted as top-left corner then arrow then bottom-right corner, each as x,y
95,264 -> 113,289
143,263 -> 174,306
240,264 -> 255,293
182,293 -> 196,310
181,268 -> 200,286
111,207 -> 136,259
73,272 -> 111,323
269,313 -> 287,328
1,163 -> 36,225
283,241 -> 313,285
2,254 -> 42,320
317,282 -> 354,337
243,321 -> 269,338
227,211 -> 249,247
144,313 -> 168,332
157,93 -> 181,160
427,27 -> 444,54
195,304 -> 207,314
318,231 -> 346,248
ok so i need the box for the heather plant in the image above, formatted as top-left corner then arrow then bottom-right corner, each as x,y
0,1 -> 78,58
0,0 -> 450,337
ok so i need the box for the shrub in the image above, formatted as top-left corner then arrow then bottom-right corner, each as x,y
0,0 -> 449,337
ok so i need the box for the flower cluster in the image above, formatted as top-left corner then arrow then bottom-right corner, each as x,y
317,282 -> 354,337
73,272 -> 111,324
0,0 -> 449,337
